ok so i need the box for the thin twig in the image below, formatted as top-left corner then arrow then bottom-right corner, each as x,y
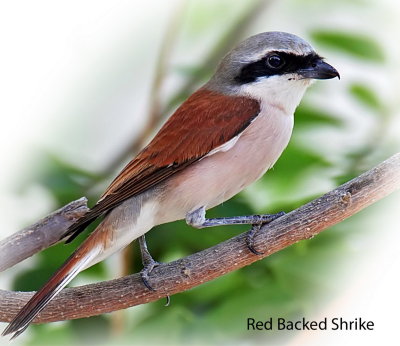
104,2 -> 187,174
165,0 -> 271,114
0,153 -> 399,323
0,198 -> 89,273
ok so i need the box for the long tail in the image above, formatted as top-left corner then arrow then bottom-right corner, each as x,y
2,234 -> 103,339
2,193 -> 153,339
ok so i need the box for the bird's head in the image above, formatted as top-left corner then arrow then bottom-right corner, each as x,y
207,31 -> 339,114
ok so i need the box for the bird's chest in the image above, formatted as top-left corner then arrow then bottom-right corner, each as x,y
213,106 -> 294,193
159,106 -> 294,222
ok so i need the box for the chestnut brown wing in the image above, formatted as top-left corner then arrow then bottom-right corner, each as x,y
64,89 -> 260,242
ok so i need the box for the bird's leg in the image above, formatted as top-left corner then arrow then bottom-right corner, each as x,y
186,206 -> 285,255
138,235 -> 160,291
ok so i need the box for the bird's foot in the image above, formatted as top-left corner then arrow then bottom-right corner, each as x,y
138,235 -> 160,291
140,257 -> 160,291
138,235 -> 170,305
140,258 -> 171,306
246,211 -> 285,255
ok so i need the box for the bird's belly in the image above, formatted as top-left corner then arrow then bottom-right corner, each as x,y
157,109 -> 294,224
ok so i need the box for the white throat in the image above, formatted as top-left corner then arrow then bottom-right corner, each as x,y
239,74 -> 313,116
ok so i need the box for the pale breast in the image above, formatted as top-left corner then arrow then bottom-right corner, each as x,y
157,104 -> 294,224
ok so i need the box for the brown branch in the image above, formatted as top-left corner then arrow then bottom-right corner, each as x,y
0,198 -> 89,273
0,153 -> 399,324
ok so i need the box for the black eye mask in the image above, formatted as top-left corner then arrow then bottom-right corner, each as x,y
235,51 -> 322,84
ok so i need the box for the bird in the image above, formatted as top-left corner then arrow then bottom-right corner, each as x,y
2,31 -> 339,339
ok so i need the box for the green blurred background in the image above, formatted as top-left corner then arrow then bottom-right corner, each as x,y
0,0 -> 399,345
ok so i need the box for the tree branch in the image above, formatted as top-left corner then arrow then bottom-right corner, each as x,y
0,153 -> 399,324
0,198 -> 89,273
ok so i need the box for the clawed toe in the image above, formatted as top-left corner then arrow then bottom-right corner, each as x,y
246,224 -> 264,255
138,235 -> 161,291
140,259 -> 160,291
245,211 -> 285,255
138,235 -> 170,304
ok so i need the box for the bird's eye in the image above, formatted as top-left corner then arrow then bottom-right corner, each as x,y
266,54 -> 284,69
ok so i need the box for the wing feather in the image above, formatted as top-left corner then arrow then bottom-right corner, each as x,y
64,88 -> 260,242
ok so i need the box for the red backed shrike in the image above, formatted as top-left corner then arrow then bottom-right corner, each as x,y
2,31 -> 339,338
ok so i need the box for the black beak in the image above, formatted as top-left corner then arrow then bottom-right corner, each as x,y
298,58 -> 340,80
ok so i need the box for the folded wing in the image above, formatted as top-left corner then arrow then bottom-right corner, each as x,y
64,88 -> 260,242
